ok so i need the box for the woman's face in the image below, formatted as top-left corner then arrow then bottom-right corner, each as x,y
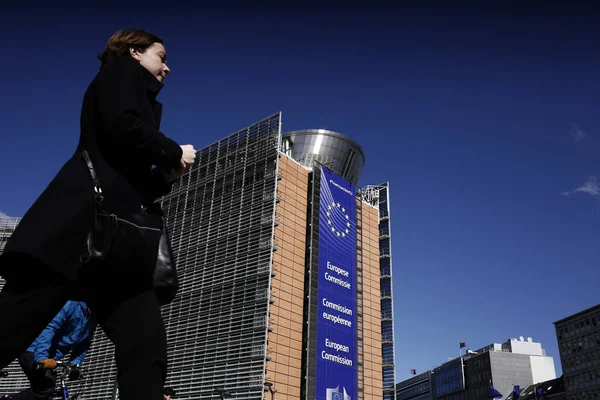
131,42 -> 170,82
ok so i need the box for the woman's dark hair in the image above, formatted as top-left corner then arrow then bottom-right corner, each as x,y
98,29 -> 163,69
164,387 -> 176,397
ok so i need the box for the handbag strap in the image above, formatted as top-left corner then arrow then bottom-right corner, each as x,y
81,150 -> 104,205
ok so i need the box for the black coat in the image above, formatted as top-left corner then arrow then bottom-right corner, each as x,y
0,56 -> 183,282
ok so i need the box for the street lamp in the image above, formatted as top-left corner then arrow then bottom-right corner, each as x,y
264,382 -> 276,399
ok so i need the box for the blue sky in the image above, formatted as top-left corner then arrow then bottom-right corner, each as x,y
2,2 -> 599,380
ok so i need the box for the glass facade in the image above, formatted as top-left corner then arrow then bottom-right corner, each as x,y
433,358 -> 465,398
82,113 -> 282,399
362,183 -> 397,399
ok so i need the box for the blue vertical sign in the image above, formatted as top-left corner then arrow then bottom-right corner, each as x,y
315,167 -> 357,400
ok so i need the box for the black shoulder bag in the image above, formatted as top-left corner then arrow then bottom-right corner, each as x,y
79,150 -> 179,306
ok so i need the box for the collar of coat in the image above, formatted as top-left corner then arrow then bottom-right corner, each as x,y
112,55 -> 164,98
141,64 -> 164,98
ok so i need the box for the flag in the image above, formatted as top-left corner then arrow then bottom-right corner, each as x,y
513,385 -> 520,400
410,369 -> 417,375
460,342 -> 467,349
536,387 -> 544,400
489,384 -> 502,399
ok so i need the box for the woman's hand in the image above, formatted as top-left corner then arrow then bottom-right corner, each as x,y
160,145 -> 196,182
180,144 -> 196,167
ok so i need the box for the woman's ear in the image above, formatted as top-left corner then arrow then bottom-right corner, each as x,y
129,47 -> 141,60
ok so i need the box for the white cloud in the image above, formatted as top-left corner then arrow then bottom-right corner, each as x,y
570,123 -> 586,143
562,176 -> 600,199
0,211 -> 10,218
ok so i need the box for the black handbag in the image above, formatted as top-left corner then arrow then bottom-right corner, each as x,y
79,150 -> 179,306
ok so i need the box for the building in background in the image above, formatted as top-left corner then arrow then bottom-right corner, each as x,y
396,370 -> 433,400
0,215 -> 29,393
79,113 -> 396,400
554,304 -> 600,400
462,337 -> 556,400
0,215 -> 20,254
396,337 -> 556,400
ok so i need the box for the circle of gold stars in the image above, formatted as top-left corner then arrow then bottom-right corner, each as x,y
326,201 -> 351,238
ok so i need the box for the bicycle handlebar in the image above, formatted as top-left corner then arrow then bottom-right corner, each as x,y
35,360 -> 69,371
35,361 -> 83,382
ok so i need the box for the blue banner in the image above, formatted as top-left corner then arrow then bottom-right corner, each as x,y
315,167 -> 357,400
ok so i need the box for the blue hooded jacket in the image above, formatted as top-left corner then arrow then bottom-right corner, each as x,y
27,301 -> 97,365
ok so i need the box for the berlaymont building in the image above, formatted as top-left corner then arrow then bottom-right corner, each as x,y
0,113 -> 397,400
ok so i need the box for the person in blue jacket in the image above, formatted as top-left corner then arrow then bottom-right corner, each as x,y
12,301 -> 97,400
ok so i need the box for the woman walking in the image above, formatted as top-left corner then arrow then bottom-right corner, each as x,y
0,29 -> 196,400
